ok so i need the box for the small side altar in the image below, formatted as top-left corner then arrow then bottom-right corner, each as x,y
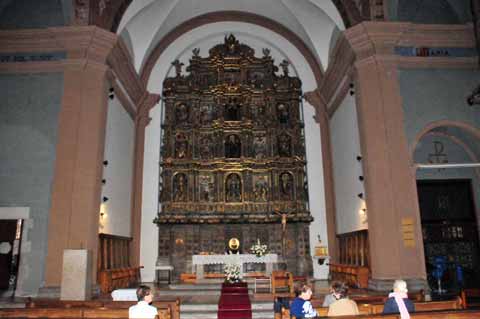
192,253 -> 278,280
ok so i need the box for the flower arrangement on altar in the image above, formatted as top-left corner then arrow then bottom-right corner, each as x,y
224,263 -> 242,283
250,239 -> 268,257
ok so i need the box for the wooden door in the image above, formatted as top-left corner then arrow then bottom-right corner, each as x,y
0,220 -> 18,290
417,179 -> 480,289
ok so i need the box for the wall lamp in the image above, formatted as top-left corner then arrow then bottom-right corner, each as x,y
108,87 -> 115,100
102,196 -> 109,203
103,160 -> 109,166
359,176 -> 364,181
349,82 -> 355,96
102,179 -> 106,184
356,155 -> 362,162
357,193 -> 364,199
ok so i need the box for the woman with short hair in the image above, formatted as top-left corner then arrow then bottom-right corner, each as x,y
327,282 -> 359,317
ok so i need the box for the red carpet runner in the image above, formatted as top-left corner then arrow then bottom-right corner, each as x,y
217,282 -> 252,319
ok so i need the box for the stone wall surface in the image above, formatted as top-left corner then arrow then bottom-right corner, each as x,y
0,73 -> 63,296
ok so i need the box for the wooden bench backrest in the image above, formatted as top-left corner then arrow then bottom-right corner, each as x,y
82,308 -> 169,319
369,298 -> 463,315
287,310 -> 480,319
26,299 -> 104,308
414,298 -> 463,312
0,308 -> 83,318
82,308 -> 129,319
282,298 -> 463,319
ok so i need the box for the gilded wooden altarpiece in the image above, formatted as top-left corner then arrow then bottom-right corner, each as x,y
155,35 -> 313,278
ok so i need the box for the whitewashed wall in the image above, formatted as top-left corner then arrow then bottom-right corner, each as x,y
141,22 -> 330,281
330,93 -> 367,234
100,97 -> 135,237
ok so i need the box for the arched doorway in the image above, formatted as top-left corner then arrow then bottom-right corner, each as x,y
413,122 -> 480,291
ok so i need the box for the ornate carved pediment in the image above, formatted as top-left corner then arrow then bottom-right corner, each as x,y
209,34 -> 255,58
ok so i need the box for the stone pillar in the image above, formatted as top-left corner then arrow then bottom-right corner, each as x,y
130,93 -> 160,267
346,25 -> 427,290
43,27 -> 116,292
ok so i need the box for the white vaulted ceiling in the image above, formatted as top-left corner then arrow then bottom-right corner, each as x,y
116,0 -> 345,72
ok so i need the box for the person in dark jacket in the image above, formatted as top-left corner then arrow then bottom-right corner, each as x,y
290,285 -> 318,318
382,280 -> 415,319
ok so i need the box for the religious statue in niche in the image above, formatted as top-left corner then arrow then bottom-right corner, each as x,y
253,175 -> 269,202
253,135 -> 267,159
279,172 -> 294,200
277,134 -> 292,157
225,134 -> 241,158
199,104 -> 215,125
226,173 -> 242,202
173,173 -> 187,202
276,103 -> 290,124
224,97 -> 242,121
249,70 -> 264,89
199,134 -> 214,159
199,174 -> 214,202
252,103 -> 266,124
175,133 -> 188,158
175,103 -> 189,123
225,70 -> 240,86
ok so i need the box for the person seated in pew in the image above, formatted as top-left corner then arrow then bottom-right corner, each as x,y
129,285 -> 158,319
291,284 -> 318,318
382,279 -> 415,319
322,282 -> 340,307
327,282 -> 359,317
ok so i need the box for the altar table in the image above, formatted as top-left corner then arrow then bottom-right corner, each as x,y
192,253 -> 278,280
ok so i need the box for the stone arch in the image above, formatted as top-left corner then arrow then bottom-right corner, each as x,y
140,11 -> 324,87
411,120 -> 480,158
138,13 -> 338,279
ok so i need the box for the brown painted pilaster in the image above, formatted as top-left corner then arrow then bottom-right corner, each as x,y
304,90 -> 338,262
45,63 -> 110,287
345,24 -> 426,288
44,27 -> 117,289
130,93 -> 160,266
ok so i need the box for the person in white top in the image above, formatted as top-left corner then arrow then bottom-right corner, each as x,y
129,285 -> 158,319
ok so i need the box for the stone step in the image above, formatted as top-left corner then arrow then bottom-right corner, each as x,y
181,302 -> 273,311
181,310 -> 274,319
181,301 -> 274,319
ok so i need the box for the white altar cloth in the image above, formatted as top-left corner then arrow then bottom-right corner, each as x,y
111,288 -> 137,301
192,254 -> 278,280
192,253 -> 277,265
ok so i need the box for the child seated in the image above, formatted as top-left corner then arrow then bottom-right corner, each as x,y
290,285 -> 318,318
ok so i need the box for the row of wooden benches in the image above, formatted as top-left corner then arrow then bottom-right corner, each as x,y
1,308 -> 478,319
279,298 -> 464,319
22,299 -> 180,319
97,266 -> 144,293
329,263 -> 370,289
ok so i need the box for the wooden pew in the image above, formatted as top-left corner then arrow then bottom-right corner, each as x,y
0,308 -> 83,318
281,298 -> 464,319
102,300 -> 180,319
460,288 -> 480,308
284,309 -> 480,319
26,299 -> 104,308
329,263 -> 370,288
98,266 -> 143,293
25,298 -> 180,319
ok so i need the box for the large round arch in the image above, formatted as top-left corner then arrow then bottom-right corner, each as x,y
139,20 -> 335,281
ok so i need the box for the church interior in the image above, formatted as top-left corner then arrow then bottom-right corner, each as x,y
1,0 -> 480,318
